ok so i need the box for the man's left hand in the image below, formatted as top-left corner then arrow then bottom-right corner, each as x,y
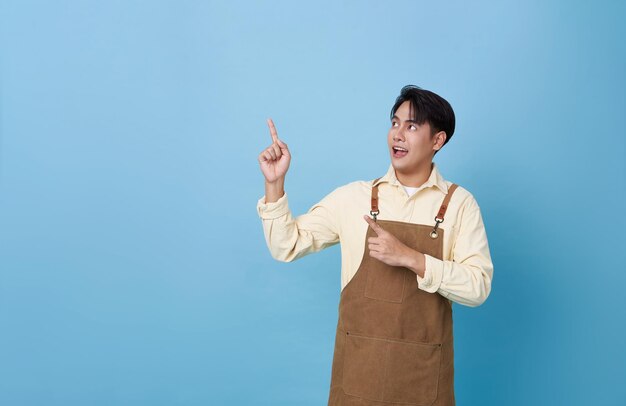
363,215 -> 422,270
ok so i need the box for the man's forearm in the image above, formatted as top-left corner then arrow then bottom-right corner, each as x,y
265,178 -> 285,203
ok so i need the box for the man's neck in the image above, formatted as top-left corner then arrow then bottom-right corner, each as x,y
395,161 -> 433,188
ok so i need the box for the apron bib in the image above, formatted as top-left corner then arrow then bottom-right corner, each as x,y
327,179 -> 459,406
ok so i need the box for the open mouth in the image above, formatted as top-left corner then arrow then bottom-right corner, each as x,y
392,146 -> 408,158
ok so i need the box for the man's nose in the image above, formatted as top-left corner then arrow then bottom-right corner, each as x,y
393,130 -> 405,142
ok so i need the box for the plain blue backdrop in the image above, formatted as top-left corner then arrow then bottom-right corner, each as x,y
1,0 -> 625,405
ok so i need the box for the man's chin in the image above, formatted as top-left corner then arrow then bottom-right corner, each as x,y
390,159 -> 407,170
390,159 -> 420,173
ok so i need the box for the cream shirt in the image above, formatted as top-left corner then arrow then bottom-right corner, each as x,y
256,162 -> 494,307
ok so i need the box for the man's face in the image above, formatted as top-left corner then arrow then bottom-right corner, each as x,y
387,100 -> 444,174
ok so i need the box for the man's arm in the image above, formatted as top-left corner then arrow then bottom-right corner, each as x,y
413,195 -> 494,307
257,188 -> 340,262
257,117 -> 340,262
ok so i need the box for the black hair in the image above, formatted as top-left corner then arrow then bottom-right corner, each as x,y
390,85 -> 455,155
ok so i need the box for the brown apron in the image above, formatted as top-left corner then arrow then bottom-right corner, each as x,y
327,178 -> 459,406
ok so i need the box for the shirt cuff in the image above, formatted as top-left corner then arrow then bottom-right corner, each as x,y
257,192 -> 290,219
416,254 -> 444,293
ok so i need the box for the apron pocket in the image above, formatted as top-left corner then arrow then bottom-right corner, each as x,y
343,332 -> 441,405
364,263 -> 407,303
382,338 -> 442,405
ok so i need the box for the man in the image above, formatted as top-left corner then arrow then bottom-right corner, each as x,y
257,85 -> 494,405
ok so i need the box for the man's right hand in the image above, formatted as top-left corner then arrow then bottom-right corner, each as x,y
258,118 -> 291,184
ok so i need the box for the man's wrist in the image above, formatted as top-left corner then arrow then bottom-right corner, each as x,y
406,249 -> 426,278
265,178 -> 285,203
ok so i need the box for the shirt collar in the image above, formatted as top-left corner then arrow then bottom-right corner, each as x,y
373,161 -> 449,194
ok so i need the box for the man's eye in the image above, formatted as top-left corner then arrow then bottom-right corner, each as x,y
409,124 -> 416,130
392,122 -> 398,127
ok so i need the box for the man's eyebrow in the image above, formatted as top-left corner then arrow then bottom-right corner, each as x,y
391,115 -> 419,124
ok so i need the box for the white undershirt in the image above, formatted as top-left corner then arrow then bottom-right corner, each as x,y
402,185 -> 420,197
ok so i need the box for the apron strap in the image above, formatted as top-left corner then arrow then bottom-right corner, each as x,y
369,178 -> 459,235
435,184 -> 459,221
370,178 -> 382,220
430,184 -> 458,238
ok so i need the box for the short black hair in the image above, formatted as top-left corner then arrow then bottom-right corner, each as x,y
390,85 -> 455,155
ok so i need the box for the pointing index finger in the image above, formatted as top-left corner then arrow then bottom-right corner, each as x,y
363,215 -> 384,235
267,118 -> 278,143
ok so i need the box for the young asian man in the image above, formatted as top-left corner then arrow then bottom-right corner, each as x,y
257,85 -> 494,406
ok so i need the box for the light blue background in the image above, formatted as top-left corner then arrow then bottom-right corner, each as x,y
1,0 -> 625,405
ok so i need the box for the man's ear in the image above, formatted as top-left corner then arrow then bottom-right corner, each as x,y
433,131 -> 447,151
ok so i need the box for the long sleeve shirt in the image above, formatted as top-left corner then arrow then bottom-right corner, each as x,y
256,162 -> 494,307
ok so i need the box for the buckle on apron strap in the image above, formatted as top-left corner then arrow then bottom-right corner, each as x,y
370,210 -> 379,221
430,217 -> 443,239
